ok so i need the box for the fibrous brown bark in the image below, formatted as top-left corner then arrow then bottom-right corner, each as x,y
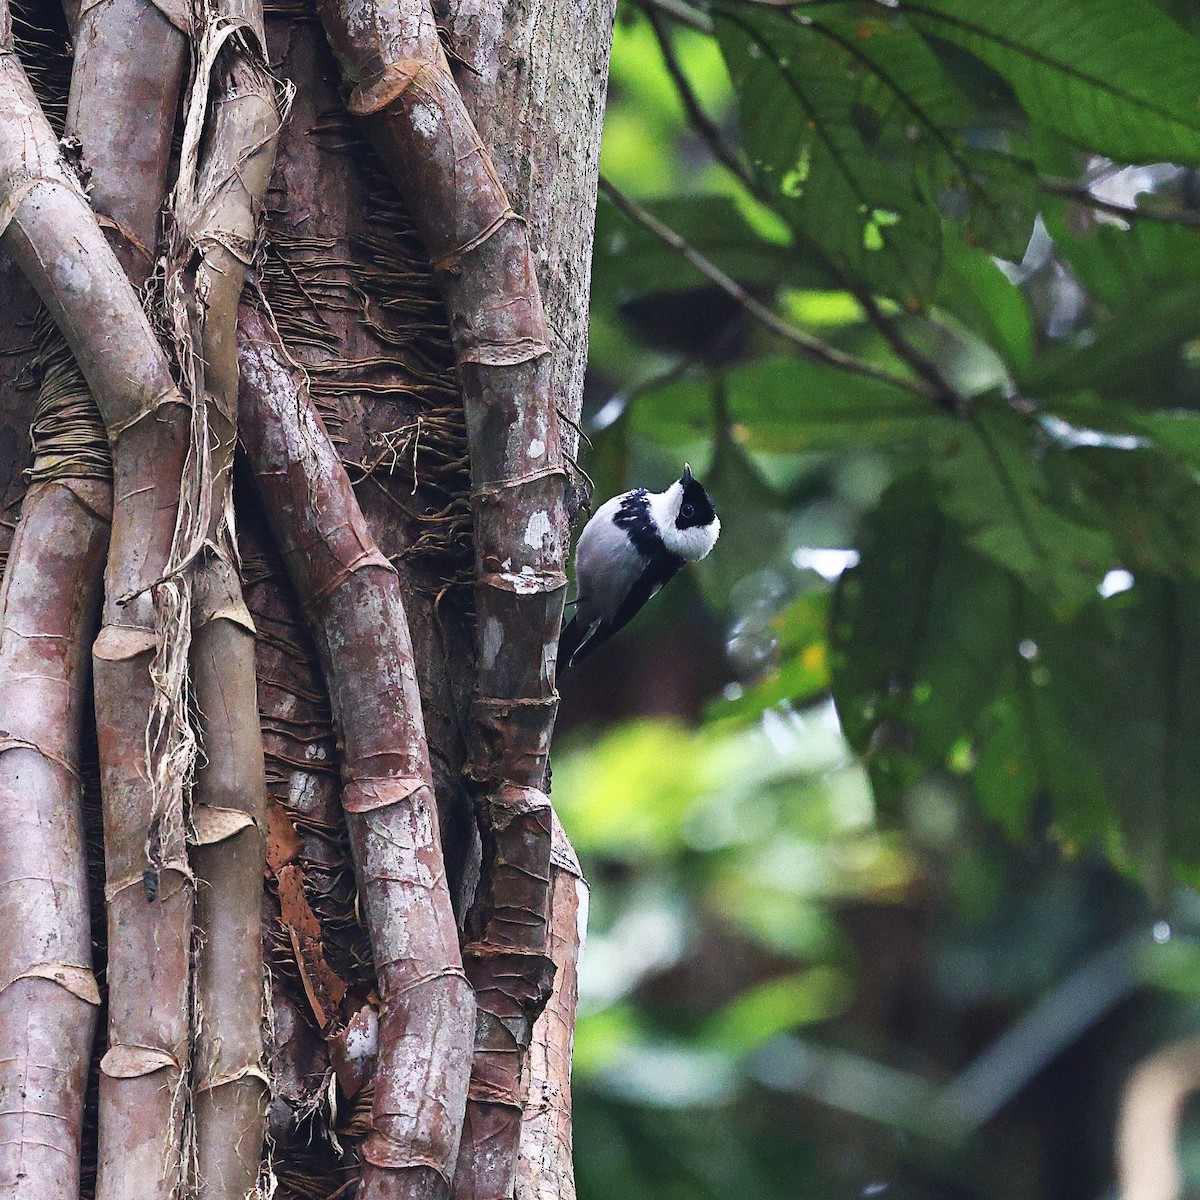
238,304 -> 475,1200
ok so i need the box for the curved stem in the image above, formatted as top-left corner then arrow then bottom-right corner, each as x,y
238,304 -> 475,1200
312,3 -> 568,1194
0,478 -> 109,1200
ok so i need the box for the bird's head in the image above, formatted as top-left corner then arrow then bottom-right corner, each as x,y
664,463 -> 720,561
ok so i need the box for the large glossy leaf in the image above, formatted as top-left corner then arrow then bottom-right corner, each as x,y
831,477 -> 1200,880
1037,425 -> 1200,579
962,393 -> 1200,579
904,0 -> 1200,166
631,356 -> 952,453
714,4 -> 1041,307
715,7 -> 946,307
799,9 -> 1037,261
929,404 -> 1115,609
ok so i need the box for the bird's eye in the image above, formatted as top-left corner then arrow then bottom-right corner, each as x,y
681,503 -> 695,519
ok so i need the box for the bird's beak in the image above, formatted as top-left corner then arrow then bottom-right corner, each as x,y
681,462 -> 693,486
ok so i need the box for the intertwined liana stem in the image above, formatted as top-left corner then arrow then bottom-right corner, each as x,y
238,304 -> 475,1200
311,2 -> 569,1193
57,1 -> 193,1193
0,478 -> 109,1200
0,15 -> 201,1194
0,0 -> 182,1188
162,5 -> 283,1193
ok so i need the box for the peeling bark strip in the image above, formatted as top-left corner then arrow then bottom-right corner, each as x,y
238,306 -> 475,1200
310,2 -> 569,1192
0,479 -> 109,1200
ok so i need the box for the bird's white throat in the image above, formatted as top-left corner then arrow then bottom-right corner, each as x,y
647,481 -> 721,562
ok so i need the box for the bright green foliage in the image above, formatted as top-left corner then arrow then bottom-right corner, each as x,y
905,0 -> 1200,167
575,2 -> 1200,1194
590,0 -> 1200,882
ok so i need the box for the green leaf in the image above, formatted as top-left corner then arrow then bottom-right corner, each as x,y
1133,410 -> 1200,466
936,241 -> 1033,372
800,11 -> 1036,261
1040,429 -> 1200,579
716,7 -> 946,306
930,404 -> 1115,609
974,696 -> 1039,837
905,0 -> 1200,166
1031,574 -> 1200,889
832,476 -> 1200,882
631,356 -> 952,454
831,479 -> 1018,782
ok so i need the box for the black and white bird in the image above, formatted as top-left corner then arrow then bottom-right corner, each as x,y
558,464 -> 720,668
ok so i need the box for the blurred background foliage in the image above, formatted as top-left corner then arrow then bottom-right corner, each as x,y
556,0 -> 1200,1196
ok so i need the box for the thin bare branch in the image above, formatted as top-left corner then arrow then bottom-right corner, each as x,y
645,6 -> 751,186
599,177 -> 936,398
1040,178 -> 1200,229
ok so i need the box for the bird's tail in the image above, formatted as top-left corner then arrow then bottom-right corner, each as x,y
557,616 -> 585,673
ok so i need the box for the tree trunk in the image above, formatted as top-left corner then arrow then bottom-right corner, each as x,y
0,0 -> 613,1194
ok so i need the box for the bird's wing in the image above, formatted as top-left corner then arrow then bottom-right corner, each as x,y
573,497 -> 645,627
565,555 -> 682,666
